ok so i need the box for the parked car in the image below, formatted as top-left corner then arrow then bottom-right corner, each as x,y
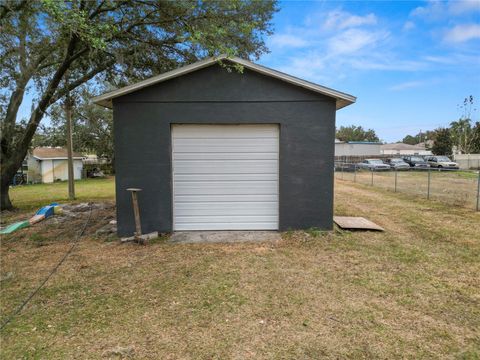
334,162 -> 357,172
385,158 -> 410,171
403,156 -> 430,169
357,159 -> 391,171
425,156 -> 459,169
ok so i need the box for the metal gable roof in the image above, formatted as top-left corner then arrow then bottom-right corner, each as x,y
92,55 -> 356,110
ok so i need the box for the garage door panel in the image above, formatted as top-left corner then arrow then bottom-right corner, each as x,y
173,145 -> 277,154
173,124 -> 278,138
175,181 -> 277,195
176,223 -> 279,231
174,173 -> 278,181
174,160 -> 278,174
175,215 -> 278,224
175,201 -> 277,210
172,124 -> 279,231
173,152 -> 278,160
175,188 -> 276,196
174,194 -> 278,202
176,207 -> 278,216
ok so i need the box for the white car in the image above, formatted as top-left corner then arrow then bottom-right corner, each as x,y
357,159 -> 391,171
425,156 -> 459,170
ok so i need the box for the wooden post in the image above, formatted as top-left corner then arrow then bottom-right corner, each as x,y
65,86 -> 75,200
127,188 -> 142,237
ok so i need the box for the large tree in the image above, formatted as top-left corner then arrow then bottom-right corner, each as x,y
336,125 -> 379,142
401,130 -> 435,145
431,128 -> 453,156
0,0 -> 277,209
449,117 -> 480,154
450,95 -> 480,154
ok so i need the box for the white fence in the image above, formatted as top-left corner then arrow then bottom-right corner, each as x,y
453,154 -> 480,170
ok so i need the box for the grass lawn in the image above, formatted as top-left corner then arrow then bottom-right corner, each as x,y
1,179 -> 479,358
8,177 -> 116,212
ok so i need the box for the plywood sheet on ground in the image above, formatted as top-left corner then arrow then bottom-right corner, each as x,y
333,216 -> 385,231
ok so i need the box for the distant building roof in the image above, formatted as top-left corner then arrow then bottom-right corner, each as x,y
417,140 -> 434,148
380,143 -> 426,151
346,141 -> 381,145
32,147 -> 84,160
335,139 -> 381,145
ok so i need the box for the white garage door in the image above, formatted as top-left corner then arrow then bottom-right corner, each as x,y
172,124 -> 279,230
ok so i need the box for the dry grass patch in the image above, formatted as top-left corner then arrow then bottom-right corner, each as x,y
339,169 -> 478,209
1,180 -> 479,359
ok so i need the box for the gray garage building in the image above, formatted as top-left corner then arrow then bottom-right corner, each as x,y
93,55 -> 355,236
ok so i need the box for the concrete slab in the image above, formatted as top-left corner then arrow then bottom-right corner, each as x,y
169,231 -> 281,244
334,216 -> 385,231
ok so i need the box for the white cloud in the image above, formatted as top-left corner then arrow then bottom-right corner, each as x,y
324,10 -> 377,30
411,0 -> 480,19
423,55 -> 455,64
269,34 -> 308,48
444,24 -> 480,43
276,55 -> 327,82
261,5 -> 478,85
327,28 -> 389,55
411,1 -> 446,19
403,21 -> 415,31
389,81 -> 426,91
448,0 -> 480,15
348,58 -> 426,72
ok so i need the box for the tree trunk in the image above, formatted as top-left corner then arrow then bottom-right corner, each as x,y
1,166 -> 14,211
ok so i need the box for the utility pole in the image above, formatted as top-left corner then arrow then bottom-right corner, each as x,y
65,83 -> 75,200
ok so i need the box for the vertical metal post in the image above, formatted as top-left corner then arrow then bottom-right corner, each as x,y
353,164 -> 357,183
476,170 -> 480,211
341,163 -> 344,180
371,168 -> 374,186
427,169 -> 431,200
394,168 -> 397,192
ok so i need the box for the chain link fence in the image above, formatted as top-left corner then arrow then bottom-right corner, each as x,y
335,162 -> 480,211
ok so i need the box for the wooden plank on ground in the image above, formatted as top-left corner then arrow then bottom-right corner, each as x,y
333,216 -> 385,231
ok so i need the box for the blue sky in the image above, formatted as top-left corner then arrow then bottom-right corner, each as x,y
259,0 -> 480,142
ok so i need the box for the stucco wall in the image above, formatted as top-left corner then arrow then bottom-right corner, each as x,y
112,64 -> 337,236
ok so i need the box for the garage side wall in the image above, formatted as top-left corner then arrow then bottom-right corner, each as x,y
113,65 -> 336,236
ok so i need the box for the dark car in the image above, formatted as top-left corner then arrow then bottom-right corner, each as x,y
403,156 -> 430,169
385,158 -> 410,171
334,162 -> 357,172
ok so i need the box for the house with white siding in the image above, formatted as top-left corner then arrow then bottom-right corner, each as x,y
27,147 -> 84,183
380,143 -> 432,156
335,140 -> 382,157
